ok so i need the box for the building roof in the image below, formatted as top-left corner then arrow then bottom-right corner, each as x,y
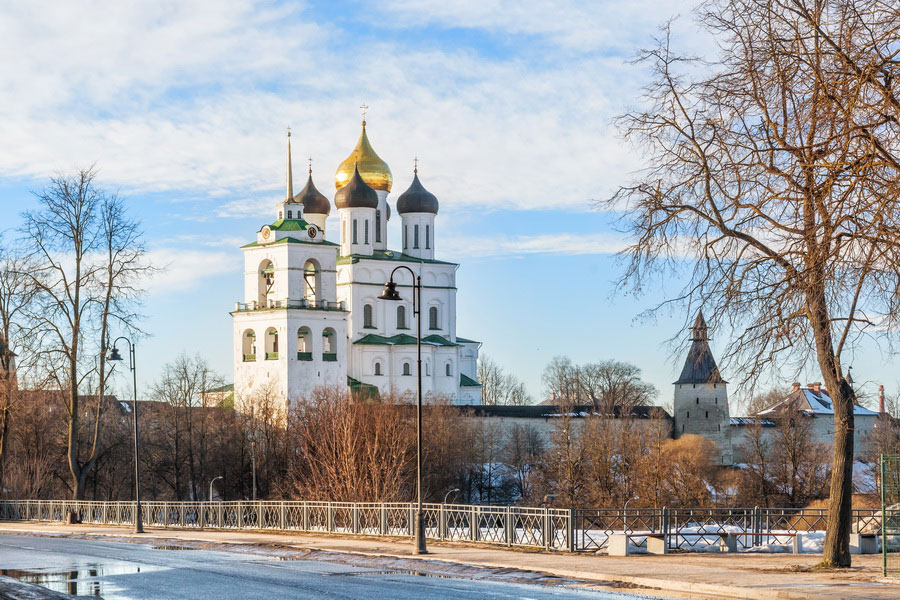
241,236 -> 339,248
674,311 -> 727,384
335,165 -> 379,210
354,333 -> 459,347
337,249 -> 456,266
397,172 -> 439,215
729,416 -> 775,427
335,120 -> 393,192
466,404 -> 671,419
757,386 -> 878,417
456,336 -> 480,344
460,373 -> 481,387
295,174 -> 331,215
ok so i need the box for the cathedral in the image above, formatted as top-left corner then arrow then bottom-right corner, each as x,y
231,117 -> 482,408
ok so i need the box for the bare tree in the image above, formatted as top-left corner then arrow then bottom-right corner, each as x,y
579,360 -> 657,414
20,168 -> 150,500
477,355 -> 531,406
605,0 -> 900,566
0,239 -> 32,491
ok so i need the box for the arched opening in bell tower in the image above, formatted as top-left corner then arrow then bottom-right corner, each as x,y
258,259 -> 275,306
303,259 -> 321,305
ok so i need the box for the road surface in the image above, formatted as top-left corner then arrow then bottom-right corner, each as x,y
0,535 -> 674,600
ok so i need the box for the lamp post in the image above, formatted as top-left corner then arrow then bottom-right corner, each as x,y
209,476 -> 224,502
379,265 -> 427,554
443,488 -> 460,505
624,495 -> 639,533
107,337 -> 143,534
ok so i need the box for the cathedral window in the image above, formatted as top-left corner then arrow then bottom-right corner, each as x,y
363,304 -> 374,328
374,361 -> 382,376
705,411 -> 709,418
375,211 -> 381,243
402,362 -> 411,376
445,362 -> 452,376
287,210 -> 292,219
322,328 -> 337,361
696,397 -> 699,404
303,259 -> 320,304
425,361 -> 430,376
364,219 -> 369,244
279,211 -> 283,219
429,306 -> 439,330
352,219 -> 358,244
264,328 -> 279,360
297,327 -> 312,360
425,225 -> 430,249
397,305 -> 407,329
242,330 -> 256,362
403,226 -> 408,249
687,411 -> 690,418
414,225 -> 419,249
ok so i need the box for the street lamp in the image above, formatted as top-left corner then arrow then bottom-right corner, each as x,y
624,495 -> 639,533
379,265 -> 427,555
443,488 -> 460,505
209,476 -> 224,502
107,337 -> 143,534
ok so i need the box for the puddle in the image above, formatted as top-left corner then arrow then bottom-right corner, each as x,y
1,564 -> 148,597
328,569 -> 462,580
150,545 -> 195,551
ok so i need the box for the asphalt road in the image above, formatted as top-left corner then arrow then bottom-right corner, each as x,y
0,535 -> 666,600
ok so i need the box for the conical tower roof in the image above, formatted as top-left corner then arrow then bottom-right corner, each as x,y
674,310 -> 726,384
335,120 -> 392,192
334,165 -> 379,209
397,170 -> 439,215
294,168 -> 330,215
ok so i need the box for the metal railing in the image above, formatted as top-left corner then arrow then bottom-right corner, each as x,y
0,500 -> 880,553
234,299 -> 346,312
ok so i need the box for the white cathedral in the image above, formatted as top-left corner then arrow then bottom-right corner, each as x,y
231,118 -> 483,408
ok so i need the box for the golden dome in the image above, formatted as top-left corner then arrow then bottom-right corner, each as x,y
335,121 -> 393,192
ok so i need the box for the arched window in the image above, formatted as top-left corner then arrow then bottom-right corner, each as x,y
278,210 -> 283,219
352,219 -> 358,244
425,224 -> 430,249
414,224 -> 420,249
425,361 -> 430,376
258,260 -> 274,305
264,327 -> 278,360
445,362 -> 452,377
297,327 -> 312,360
287,210 -> 292,219
322,328 -> 337,361
397,305 -> 407,329
374,361 -> 382,376
402,362 -> 411,376
403,226 -> 408,249
363,304 -> 374,328
242,330 -> 256,362
429,306 -> 439,330
303,259 -> 320,304
375,210 -> 382,243
364,219 -> 369,244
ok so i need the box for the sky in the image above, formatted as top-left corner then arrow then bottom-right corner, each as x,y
1,0 -> 896,409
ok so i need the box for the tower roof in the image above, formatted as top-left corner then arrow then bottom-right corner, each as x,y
295,173 -> 330,215
397,170 -> 439,215
334,165 -> 379,209
674,310 -> 727,384
335,120 -> 392,192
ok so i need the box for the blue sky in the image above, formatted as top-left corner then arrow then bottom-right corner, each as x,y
1,0 -> 896,408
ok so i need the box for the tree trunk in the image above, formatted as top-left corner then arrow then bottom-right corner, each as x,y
822,376 -> 855,567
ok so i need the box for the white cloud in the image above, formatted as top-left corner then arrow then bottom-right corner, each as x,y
144,248 -> 238,294
441,232 -> 627,259
0,0 -> 701,215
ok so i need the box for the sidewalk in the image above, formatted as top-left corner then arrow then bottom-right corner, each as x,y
0,522 -> 896,600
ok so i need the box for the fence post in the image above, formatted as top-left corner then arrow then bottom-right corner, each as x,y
328,503 -> 334,533
469,506 -> 477,542
439,504 -> 446,540
380,504 -> 387,535
662,507 -> 670,550
352,504 -> 359,534
567,508 -> 576,552
505,506 -> 512,546
543,508 -> 550,550
753,506 -> 761,547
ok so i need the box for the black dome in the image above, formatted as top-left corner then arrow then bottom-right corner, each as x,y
294,174 -> 330,215
397,173 -> 439,215
334,165 -> 378,210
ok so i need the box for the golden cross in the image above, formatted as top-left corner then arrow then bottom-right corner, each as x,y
413,156 -> 418,173
286,125 -> 291,137
360,104 -> 368,122
308,157 -> 313,175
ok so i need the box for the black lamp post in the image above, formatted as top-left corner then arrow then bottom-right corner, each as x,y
107,337 -> 143,534
379,265 -> 427,555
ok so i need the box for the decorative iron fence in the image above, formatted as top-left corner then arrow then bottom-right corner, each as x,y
881,454 -> 900,576
0,500 -> 880,554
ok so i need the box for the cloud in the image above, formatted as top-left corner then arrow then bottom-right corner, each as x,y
441,232 -> 627,259
0,0 -> 700,216
144,248 -> 238,295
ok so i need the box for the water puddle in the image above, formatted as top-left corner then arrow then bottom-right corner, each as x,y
150,545 -> 195,551
1,563 -> 151,597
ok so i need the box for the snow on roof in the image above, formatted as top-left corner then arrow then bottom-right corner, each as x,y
757,387 -> 878,417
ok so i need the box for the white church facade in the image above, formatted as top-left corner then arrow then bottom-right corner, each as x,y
232,120 -> 482,409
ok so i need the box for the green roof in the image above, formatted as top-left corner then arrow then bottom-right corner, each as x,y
456,337 -> 480,344
242,236 -> 338,248
460,373 -> 481,387
348,376 -> 380,400
269,218 -> 309,231
354,333 -> 459,347
204,383 -> 234,393
337,249 -> 456,266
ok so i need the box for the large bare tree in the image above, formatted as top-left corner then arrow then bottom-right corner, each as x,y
607,0 -> 900,566
21,168 -> 150,500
